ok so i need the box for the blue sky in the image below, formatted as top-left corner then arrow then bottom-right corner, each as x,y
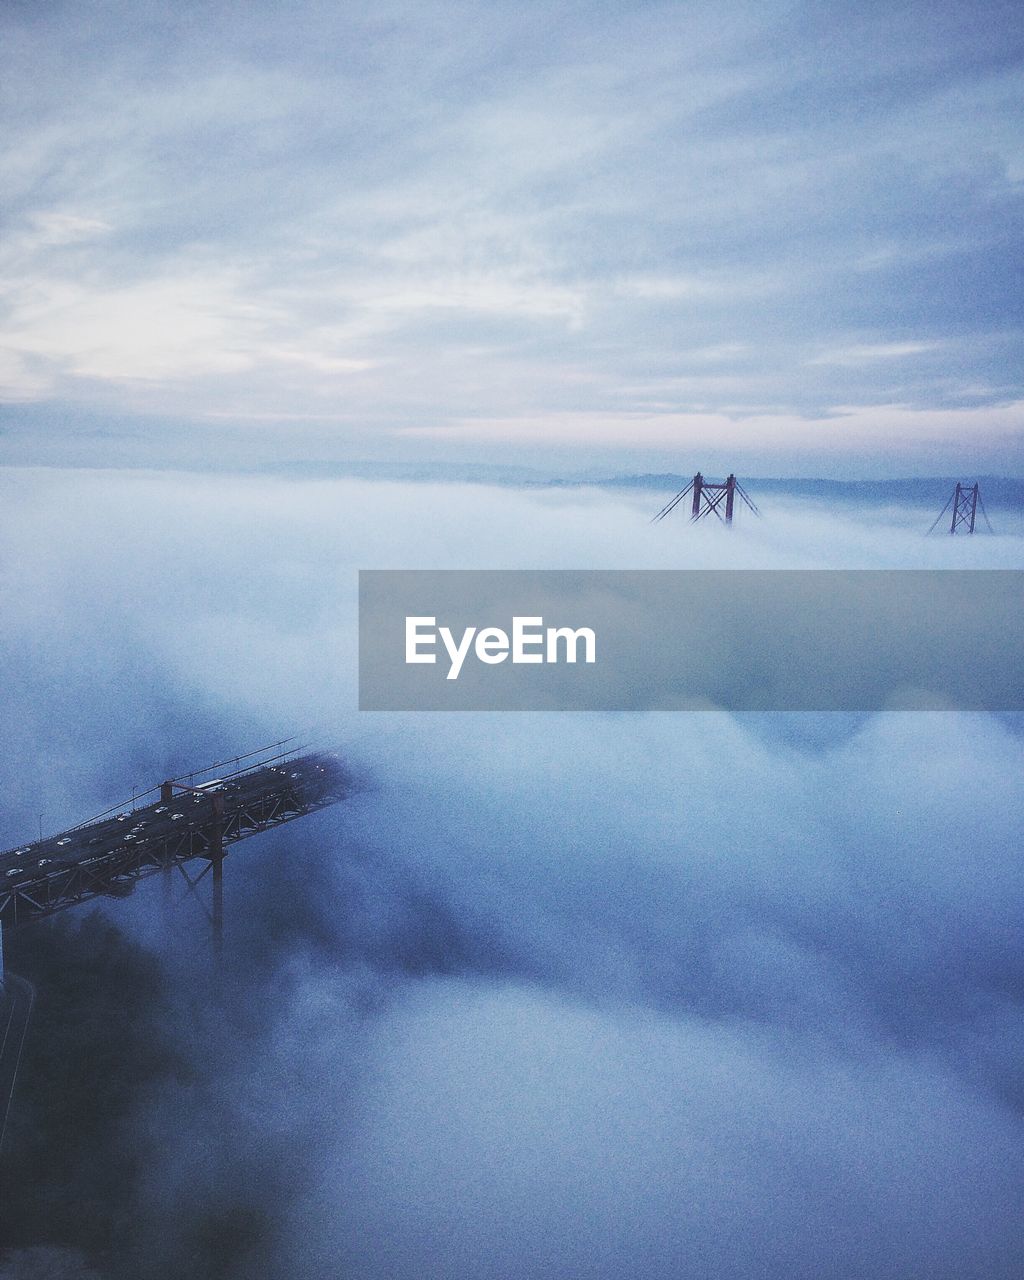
1,0 -> 1022,475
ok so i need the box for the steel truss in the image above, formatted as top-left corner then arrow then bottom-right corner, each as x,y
0,754 -> 348,929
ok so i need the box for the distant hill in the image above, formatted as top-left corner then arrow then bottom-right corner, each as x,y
259,459 -> 1024,510
569,474 -> 1024,510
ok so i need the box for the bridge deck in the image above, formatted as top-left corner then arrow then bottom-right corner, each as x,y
0,751 -> 349,928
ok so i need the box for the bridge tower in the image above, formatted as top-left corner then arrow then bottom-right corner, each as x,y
928,482 -> 992,535
159,780 -> 225,962
653,472 -> 760,526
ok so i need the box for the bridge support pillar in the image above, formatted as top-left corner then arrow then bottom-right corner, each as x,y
210,792 -> 225,963
161,861 -> 173,935
211,859 -> 223,962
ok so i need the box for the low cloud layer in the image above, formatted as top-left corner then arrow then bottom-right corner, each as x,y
1,468 -> 1022,1278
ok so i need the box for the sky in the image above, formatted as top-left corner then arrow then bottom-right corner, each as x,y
0,469 -> 1022,1279
1,0 -> 1023,476
1,4 -> 1024,1270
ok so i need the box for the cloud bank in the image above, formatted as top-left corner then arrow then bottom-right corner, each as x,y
0,468 -> 1022,1278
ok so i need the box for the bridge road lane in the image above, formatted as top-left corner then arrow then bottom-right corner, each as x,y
0,752 -> 346,924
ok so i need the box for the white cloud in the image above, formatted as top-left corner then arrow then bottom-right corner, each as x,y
1,466 -> 1022,1277
809,341 -> 945,366
0,0 -> 1021,459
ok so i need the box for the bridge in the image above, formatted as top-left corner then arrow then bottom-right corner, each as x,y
0,745 -> 350,937
0,741 -> 349,1156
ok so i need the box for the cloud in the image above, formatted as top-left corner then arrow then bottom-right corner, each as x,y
808,341 -> 944,365
1,468 -> 1022,1278
392,402 -> 1024,476
294,980 -> 1024,1280
0,270 -> 268,384
0,0 -> 1021,458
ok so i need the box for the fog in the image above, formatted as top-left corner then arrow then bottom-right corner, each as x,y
1,467 -> 1022,1279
